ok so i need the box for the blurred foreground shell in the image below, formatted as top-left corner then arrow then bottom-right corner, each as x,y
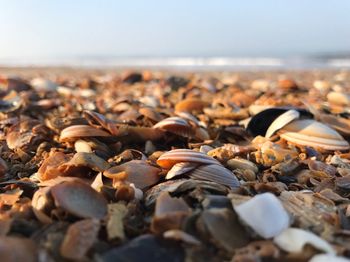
0,236 -> 37,262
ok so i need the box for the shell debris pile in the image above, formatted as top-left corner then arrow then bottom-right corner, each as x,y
0,69 -> 350,261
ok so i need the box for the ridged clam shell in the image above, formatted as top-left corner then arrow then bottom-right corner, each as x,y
153,117 -> 193,137
265,109 -> 299,138
157,149 -> 220,169
60,125 -> 111,141
189,164 -> 240,188
279,119 -> 349,150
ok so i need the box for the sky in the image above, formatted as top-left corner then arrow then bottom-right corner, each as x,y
0,0 -> 350,59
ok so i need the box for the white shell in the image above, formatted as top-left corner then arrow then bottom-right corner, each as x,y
189,164 -> 240,188
165,162 -> 198,179
30,78 -> 57,92
265,109 -> 300,138
234,193 -> 290,239
280,119 -> 349,151
273,228 -> 335,254
309,254 -> 350,262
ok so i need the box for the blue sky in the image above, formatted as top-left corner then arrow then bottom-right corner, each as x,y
1,0 -> 350,58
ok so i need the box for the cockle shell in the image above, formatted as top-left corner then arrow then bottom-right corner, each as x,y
234,193 -> 290,239
60,125 -> 111,142
189,164 -> 240,188
265,109 -> 300,138
157,149 -> 220,169
273,228 -> 335,254
279,119 -> 349,151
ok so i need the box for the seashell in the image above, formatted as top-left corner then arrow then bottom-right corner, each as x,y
234,193 -> 290,239
279,119 -> 349,151
247,107 -> 312,137
59,152 -> 110,173
60,125 -> 111,142
308,160 -> 336,177
273,228 -> 335,254
175,111 -> 202,126
318,114 -> 350,136
278,79 -> 298,90
189,164 -> 240,188
153,117 -> 193,137
265,109 -> 300,138
74,139 -> 93,153
165,162 -> 198,179
227,158 -> 258,174
31,186 -> 54,224
198,208 -> 249,253
175,98 -> 209,113
0,90 -> 22,113
139,95 -> 159,107
0,236 -> 37,262
157,149 -> 220,169
151,192 -> 191,234
30,77 -> 57,92
103,160 -> 160,190
327,91 -> 350,106
313,80 -> 330,92
309,254 -> 350,262
37,151 -> 71,181
50,180 -> 108,219
204,107 -> 249,120
139,107 -> 163,122
60,219 -> 100,260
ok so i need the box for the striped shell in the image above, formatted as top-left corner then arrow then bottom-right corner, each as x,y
279,119 -> 349,151
60,125 -> 111,142
157,149 -> 220,169
153,117 -> 193,137
189,164 -> 240,188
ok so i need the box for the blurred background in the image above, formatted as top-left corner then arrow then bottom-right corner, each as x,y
1,0 -> 350,69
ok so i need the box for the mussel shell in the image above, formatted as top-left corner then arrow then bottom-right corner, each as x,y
247,107 -> 313,137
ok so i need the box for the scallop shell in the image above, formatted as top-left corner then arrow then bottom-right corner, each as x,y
60,125 -> 111,141
189,164 -> 240,188
279,119 -> 349,151
157,149 -> 220,169
265,109 -> 300,138
153,117 -> 193,137
234,193 -> 290,239
273,228 -> 335,254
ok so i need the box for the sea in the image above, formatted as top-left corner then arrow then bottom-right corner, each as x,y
1,56 -> 350,70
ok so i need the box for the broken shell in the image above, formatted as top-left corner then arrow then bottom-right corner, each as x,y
50,180 -> 108,219
106,203 -> 128,240
59,152 -> 110,173
139,107 -> 164,122
273,228 -> 335,254
151,192 -> 191,234
103,160 -> 160,189
60,125 -> 111,142
265,109 -> 300,138
74,139 -> 93,153
279,119 -> 349,151
153,117 -> 193,137
157,149 -> 220,169
227,158 -> 258,174
308,160 -> 336,177
60,219 -> 100,260
234,193 -> 290,239
189,164 -> 240,188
